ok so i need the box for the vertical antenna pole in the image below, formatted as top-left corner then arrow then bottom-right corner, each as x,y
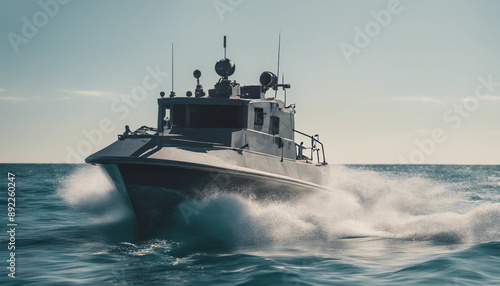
171,43 -> 174,92
282,73 -> 286,106
170,43 -> 175,97
223,36 -> 227,58
275,31 -> 281,98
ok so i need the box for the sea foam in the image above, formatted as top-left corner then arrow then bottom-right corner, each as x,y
57,165 -> 133,223
58,164 -> 499,244
174,165 -> 500,244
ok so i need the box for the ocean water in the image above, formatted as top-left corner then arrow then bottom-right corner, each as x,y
1,164 -> 499,285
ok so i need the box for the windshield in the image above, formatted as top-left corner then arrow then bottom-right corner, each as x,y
172,104 -> 243,128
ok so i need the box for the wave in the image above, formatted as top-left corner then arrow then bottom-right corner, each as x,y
167,165 -> 500,245
57,165 -> 500,245
57,165 -> 135,225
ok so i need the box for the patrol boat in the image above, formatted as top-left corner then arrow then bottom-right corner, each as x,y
86,38 -> 328,228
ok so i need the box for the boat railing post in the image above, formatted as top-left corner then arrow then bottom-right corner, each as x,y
315,135 -> 320,163
281,137 -> 284,162
321,142 -> 326,164
315,139 -> 326,165
309,136 -> 312,161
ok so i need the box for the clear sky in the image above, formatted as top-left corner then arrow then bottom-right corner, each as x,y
1,0 -> 499,164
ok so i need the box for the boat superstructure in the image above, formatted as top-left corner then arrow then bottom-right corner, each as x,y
86,38 -> 328,228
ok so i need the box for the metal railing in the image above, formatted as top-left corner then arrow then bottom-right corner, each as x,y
118,125 -> 157,140
293,129 -> 327,165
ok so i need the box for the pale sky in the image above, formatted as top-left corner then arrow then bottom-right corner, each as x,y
1,0 -> 499,164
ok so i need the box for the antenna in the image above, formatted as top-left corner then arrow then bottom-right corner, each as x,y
223,35 -> 227,58
170,43 -> 175,97
274,31 -> 281,98
282,73 -> 286,106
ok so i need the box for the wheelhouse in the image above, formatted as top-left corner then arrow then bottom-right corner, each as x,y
157,97 -> 249,134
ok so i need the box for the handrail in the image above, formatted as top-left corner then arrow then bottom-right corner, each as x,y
118,126 -> 158,140
293,129 -> 327,165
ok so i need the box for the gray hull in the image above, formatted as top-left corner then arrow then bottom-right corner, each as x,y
87,138 -> 328,230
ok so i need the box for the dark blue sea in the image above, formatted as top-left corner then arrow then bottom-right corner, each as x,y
1,164 -> 499,285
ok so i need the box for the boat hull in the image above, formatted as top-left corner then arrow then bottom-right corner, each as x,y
98,161 -> 324,231
87,138 -> 328,231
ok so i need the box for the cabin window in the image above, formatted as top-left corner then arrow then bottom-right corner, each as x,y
173,105 -> 186,127
190,105 -> 242,128
270,116 -> 280,135
254,108 -> 264,126
171,104 -> 243,129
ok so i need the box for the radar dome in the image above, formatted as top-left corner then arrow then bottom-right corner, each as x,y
215,58 -> 235,77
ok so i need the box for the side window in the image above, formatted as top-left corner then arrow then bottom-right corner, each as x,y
254,108 -> 264,126
270,116 -> 279,135
173,105 -> 186,127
